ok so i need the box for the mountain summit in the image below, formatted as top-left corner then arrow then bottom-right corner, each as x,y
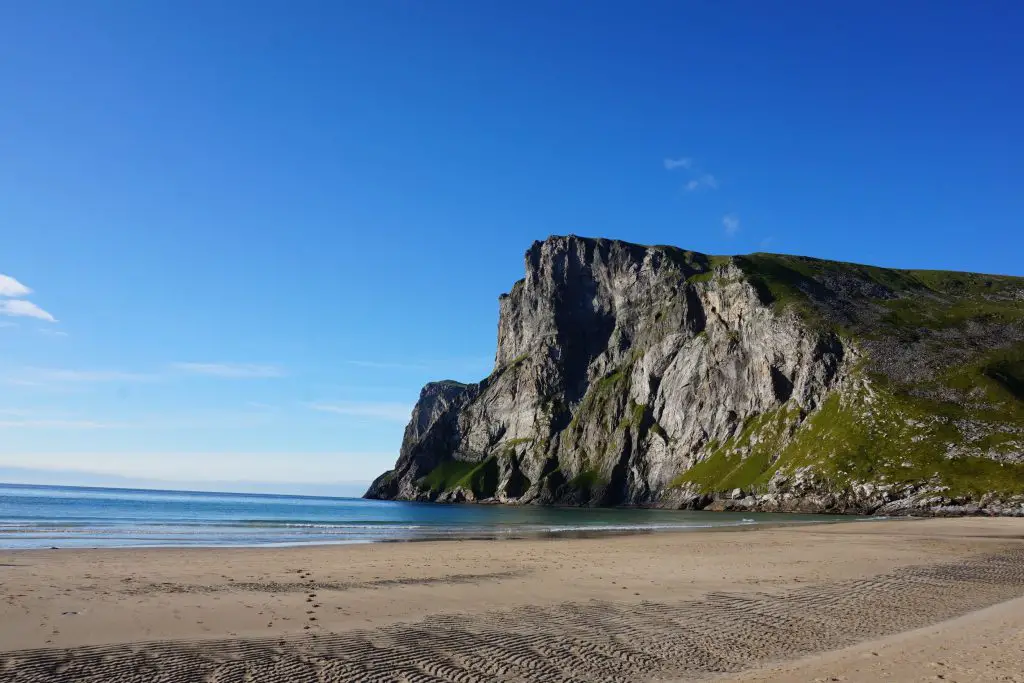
366,236 -> 1024,515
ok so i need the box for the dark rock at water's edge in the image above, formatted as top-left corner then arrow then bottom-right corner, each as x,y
365,235 -> 1024,516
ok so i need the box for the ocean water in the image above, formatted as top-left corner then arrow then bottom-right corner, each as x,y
0,483 -> 849,549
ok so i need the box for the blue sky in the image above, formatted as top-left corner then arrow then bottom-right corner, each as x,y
2,1 -> 1022,492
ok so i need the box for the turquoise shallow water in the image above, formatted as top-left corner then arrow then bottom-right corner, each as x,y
0,483 -> 851,548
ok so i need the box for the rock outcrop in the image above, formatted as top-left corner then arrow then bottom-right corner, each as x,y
366,236 -> 1024,515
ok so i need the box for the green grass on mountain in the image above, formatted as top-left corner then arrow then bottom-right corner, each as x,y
730,253 -> 1024,335
671,403 -> 800,493
777,378 -> 1024,498
569,365 -> 630,432
417,456 -> 499,498
654,246 -> 729,279
674,361 -> 1024,498
568,468 -> 606,493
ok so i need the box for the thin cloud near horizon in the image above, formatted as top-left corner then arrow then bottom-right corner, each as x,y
20,367 -> 159,383
171,362 -> 287,378
0,453 -> 391,485
344,357 -> 492,372
8,362 -> 287,386
307,401 -> 413,422
0,418 -> 119,430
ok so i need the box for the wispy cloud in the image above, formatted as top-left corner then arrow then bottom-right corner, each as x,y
0,299 -> 56,322
344,357 -> 492,373
759,236 -> 775,250
0,275 -> 32,298
663,157 -> 692,171
664,156 -> 719,193
685,174 -> 719,192
38,328 -> 68,338
4,379 -> 48,388
0,408 -> 275,432
0,453 -> 392,484
723,213 -> 741,237
307,401 -> 412,422
0,321 -> 18,329
9,363 -> 287,388
171,362 -> 286,378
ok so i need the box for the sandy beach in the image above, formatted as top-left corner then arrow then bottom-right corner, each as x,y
1,518 -> 1023,682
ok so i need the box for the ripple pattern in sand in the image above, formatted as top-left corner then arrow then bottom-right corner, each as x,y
2,549 -> 1024,682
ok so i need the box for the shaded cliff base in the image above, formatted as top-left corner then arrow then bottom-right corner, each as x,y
370,463 -> 1024,516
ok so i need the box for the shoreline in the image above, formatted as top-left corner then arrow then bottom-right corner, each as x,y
0,513 -> 886,552
2,518 -> 1022,681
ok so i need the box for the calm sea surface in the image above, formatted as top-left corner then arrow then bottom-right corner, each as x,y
0,483 -> 856,549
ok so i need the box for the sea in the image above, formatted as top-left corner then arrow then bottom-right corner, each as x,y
0,483 -> 854,549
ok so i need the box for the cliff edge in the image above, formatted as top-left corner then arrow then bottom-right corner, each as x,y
366,235 -> 1024,515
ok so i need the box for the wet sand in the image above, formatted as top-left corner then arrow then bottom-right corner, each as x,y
1,518 -> 1023,682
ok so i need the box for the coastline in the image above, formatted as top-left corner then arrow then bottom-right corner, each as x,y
2,518 -> 1023,681
0,511 -> 879,551
0,481 -> 862,549
0,514 -> 865,552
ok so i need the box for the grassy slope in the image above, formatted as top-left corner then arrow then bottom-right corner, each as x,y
677,253 -> 1024,498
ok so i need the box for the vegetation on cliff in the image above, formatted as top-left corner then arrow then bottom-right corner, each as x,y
366,236 -> 1024,514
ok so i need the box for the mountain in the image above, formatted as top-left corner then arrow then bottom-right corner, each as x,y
366,235 -> 1024,515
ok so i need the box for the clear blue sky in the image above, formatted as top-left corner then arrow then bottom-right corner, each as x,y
2,1 -> 1022,492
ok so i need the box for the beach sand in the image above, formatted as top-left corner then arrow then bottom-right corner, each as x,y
1,518 -> 1022,681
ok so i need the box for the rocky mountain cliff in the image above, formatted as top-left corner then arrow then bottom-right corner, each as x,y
366,236 -> 1024,515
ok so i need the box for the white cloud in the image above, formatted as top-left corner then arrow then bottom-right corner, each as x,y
685,174 -> 719,192
0,321 -> 17,329
38,328 -> 68,337
723,213 -> 741,237
0,275 -> 58,325
308,401 -> 412,422
171,362 -> 286,378
663,157 -> 692,171
0,274 -> 32,298
0,299 -> 56,322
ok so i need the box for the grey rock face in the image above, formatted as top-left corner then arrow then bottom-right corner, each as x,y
366,235 -> 843,506
364,235 -> 1024,514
